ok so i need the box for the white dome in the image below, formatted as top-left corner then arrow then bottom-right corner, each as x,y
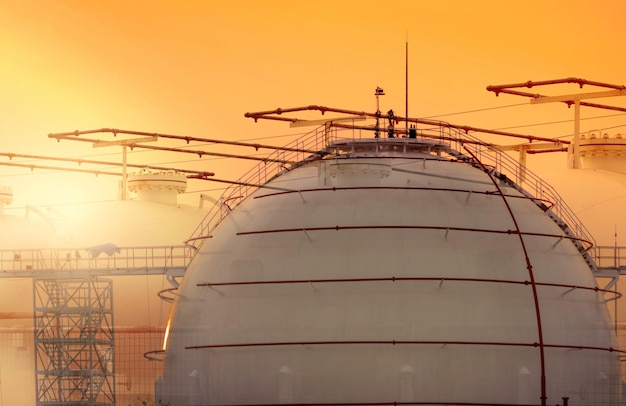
161,138 -> 619,406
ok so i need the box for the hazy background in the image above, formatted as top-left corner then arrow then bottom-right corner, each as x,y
1,0 -> 626,209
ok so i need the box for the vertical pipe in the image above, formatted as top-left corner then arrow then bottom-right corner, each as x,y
573,100 -> 581,169
615,226 -> 619,334
519,145 -> 527,184
121,144 -> 128,200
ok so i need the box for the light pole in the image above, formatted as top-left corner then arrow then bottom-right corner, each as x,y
375,87 -> 385,138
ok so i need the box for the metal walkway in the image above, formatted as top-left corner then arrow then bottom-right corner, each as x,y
593,245 -> 626,287
0,244 -> 194,278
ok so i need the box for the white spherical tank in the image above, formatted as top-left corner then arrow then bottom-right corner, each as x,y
540,132 -> 626,247
160,134 -> 620,406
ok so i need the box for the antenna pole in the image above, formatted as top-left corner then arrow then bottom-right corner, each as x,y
405,35 -> 409,134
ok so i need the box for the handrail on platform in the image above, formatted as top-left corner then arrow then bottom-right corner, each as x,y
0,245 -> 194,277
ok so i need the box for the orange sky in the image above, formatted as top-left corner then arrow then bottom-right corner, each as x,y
1,4 -> 626,403
1,0 -> 626,207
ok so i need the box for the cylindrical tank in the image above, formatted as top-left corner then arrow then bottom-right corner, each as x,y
161,134 -> 620,406
127,168 -> 188,205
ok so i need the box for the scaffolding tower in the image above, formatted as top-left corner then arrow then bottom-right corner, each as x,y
33,276 -> 115,406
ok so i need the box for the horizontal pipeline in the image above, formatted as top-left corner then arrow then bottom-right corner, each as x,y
186,339 -> 624,355
235,224 -> 593,250
197,275 -> 616,297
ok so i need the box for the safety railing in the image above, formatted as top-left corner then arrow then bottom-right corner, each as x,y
438,125 -> 597,256
186,125 -> 332,249
186,119 -> 597,265
0,245 -> 194,277
594,246 -> 626,270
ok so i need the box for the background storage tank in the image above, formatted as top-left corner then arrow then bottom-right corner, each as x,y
540,132 -> 626,247
49,170 -> 207,405
0,170 -> 208,406
0,185 -> 60,406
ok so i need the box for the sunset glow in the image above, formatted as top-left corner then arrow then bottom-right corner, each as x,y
1,1 -> 625,205
1,2 -> 626,405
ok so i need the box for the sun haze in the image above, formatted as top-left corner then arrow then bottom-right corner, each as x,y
0,0 -> 625,207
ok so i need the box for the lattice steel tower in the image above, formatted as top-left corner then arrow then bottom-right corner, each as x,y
33,276 -> 115,406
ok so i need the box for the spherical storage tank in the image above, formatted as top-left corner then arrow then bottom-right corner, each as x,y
160,120 -> 620,406
540,131 -> 626,246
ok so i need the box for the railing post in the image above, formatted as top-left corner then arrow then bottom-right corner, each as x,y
324,122 -> 331,147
